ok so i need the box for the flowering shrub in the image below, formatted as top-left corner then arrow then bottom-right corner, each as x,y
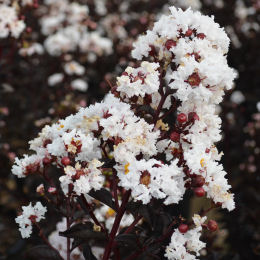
11,6 -> 237,260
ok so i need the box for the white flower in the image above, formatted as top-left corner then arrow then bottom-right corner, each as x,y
59,159 -> 104,195
71,79 -> 88,92
230,90 -> 245,104
12,154 -> 44,178
48,73 -> 64,86
19,43 -> 44,56
115,159 -> 185,205
0,5 -> 25,38
15,202 -> 47,238
64,61 -> 85,76
117,61 -> 160,98
165,215 -> 206,260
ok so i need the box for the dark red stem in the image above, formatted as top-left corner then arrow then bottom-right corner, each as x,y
102,190 -> 131,260
80,194 -> 108,235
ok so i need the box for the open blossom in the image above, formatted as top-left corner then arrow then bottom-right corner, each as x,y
165,215 -> 206,260
60,160 -> 104,195
64,61 -> 85,76
41,0 -> 112,57
12,154 -> 44,178
115,159 -> 185,205
15,202 -> 47,238
116,61 -> 160,99
0,4 -> 25,38
71,79 -> 88,92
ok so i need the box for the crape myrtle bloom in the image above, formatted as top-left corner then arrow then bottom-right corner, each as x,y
12,94 -> 160,196
12,6 -> 236,259
132,6 -> 236,211
165,214 -> 206,260
0,3 -> 25,38
15,202 -> 47,238
115,159 -> 185,205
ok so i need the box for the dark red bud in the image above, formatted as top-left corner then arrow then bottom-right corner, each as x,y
170,132 -> 180,142
177,113 -> 187,124
197,33 -> 206,39
188,112 -> 200,121
191,175 -> 205,187
43,157 -> 51,165
194,187 -> 205,197
165,39 -> 177,50
207,220 -> 218,232
185,29 -> 193,37
178,224 -> 189,233
61,157 -> 71,166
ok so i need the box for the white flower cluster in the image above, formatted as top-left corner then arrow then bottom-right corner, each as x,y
132,7 -> 236,211
115,159 -> 185,205
12,94 -> 161,197
36,0 -> 112,91
117,61 -> 160,99
0,2 -> 25,38
41,0 -> 112,57
165,215 -> 206,260
12,8 -> 236,255
15,202 -> 47,238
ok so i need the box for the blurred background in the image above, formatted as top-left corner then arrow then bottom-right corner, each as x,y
0,0 -> 259,259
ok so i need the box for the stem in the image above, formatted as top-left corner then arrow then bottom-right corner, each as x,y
102,190 -> 131,260
80,195 -> 108,235
124,215 -> 142,234
112,169 -> 119,210
153,93 -> 167,126
159,101 -> 177,120
66,196 -> 71,260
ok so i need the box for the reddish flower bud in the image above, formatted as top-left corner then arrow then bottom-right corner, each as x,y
61,157 -> 71,166
148,45 -> 156,56
197,33 -> 206,39
43,157 -> 51,165
165,39 -> 177,50
43,139 -> 52,148
188,112 -> 200,121
191,175 -> 205,187
29,215 -> 37,223
177,113 -> 187,124
122,72 -> 128,76
144,94 -> 152,104
170,132 -> 180,142
194,187 -> 205,197
178,224 -> 189,233
207,220 -> 218,232
185,29 -> 193,37
26,27 -> 32,33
